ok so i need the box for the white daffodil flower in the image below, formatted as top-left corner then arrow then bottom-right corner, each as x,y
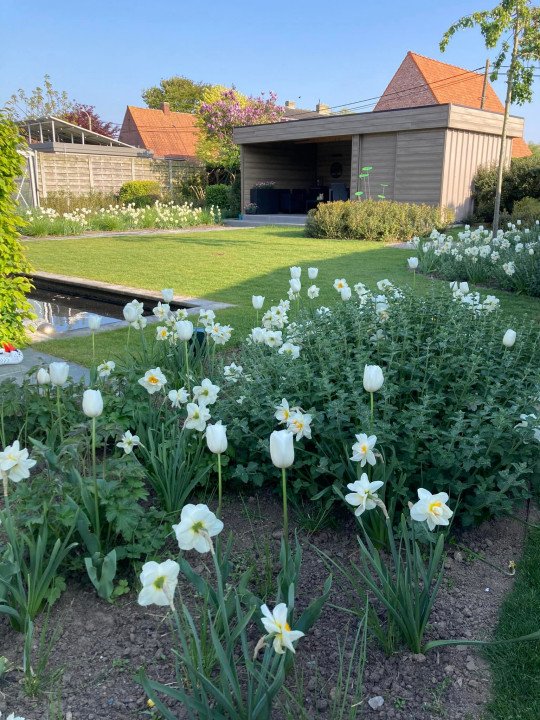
345,474 -> 384,516
279,342 -> 300,359
410,489 -> 453,531
264,330 -> 283,348
172,503 -> 223,553
287,411 -> 312,441
152,302 -> 170,321
333,278 -> 348,291
260,603 -> 304,654
198,308 -> 216,327
275,398 -> 297,424
97,360 -> 115,378
185,402 -> 211,432
192,378 -> 220,406
138,367 -> 167,394
0,440 -> 37,483
138,559 -> 180,608
307,284 -> 320,299
223,362 -> 244,383
116,430 -> 141,454
168,387 -> 189,408
350,433 -> 377,467
156,325 -> 169,341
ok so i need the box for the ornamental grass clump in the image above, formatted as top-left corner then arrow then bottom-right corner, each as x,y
416,223 -> 540,297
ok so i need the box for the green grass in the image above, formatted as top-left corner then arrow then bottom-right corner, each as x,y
485,528 -> 540,720
25,226 -> 540,365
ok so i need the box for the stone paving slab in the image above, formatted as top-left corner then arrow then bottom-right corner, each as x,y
0,348 -> 89,386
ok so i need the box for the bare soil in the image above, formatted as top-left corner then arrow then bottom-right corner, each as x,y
1,491 -> 526,720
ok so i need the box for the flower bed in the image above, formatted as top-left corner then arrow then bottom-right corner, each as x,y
415,222 -> 540,297
1,269 -> 539,719
22,200 -> 221,237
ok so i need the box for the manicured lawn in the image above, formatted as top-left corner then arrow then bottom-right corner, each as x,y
26,226 -> 540,365
485,528 -> 540,720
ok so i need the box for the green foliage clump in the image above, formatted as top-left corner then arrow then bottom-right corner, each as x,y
42,190 -> 117,213
118,180 -> 161,207
219,289 -> 540,526
510,196 -> 540,223
473,156 -> 540,221
205,183 -> 231,211
0,114 -> 34,345
305,200 -> 454,241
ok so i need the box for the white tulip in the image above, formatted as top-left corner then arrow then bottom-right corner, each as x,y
290,266 -> 301,279
407,257 -> 419,269
363,364 -> 384,393
340,286 -> 352,301
138,559 -> 180,608
123,299 -> 143,323
270,429 -> 294,469
49,361 -> 69,386
308,267 -> 318,279
206,421 -> 228,454
36,368 -> 50,385
82,389 -> 103,418
175,320 -> 194,341
289,278 -> 301,293
161,288 -> 174,303
503,329 -> 516,348
87,314 -> 101,331
252,295 -> 265,309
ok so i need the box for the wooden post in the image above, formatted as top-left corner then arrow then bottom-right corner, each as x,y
480,59 -> 490,109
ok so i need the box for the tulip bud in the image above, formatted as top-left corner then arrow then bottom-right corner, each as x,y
37,368 -> 50,385
123,303 -> 140,323
206,421 -> 228,454
363,364 -> 384,393
289,278 -> 301,293
161,288 -> 174,303
82,389 -> 103,418
340,286 -> 352,301
407,257 -> 419,269
252,295 -> 265,309
49,361 -> 69,386
308,267 -> 318,279
290,266 -> 301,279
87,314 -> 101,331
503,329 -> 516,348
175,320 -> 194,341
270,429 -> 294,469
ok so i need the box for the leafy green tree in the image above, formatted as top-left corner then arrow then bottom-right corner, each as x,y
0,115 -> 34,346
441,0 -> 540,233
142,76 -> 212,113
4,74 -> 74,120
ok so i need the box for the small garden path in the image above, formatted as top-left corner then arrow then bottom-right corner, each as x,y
21,225 -> 256,242
0,348 -> 88,385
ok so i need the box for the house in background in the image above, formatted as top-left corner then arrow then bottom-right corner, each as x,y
119,103 -> 200,160
374,51 -> 532,158
233,52 -> 532,221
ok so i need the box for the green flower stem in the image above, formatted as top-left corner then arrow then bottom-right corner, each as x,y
217,453 -> 223,518
370,392 -> 374,434
126,325 -> 131,350
184,340 -> 190,392
91,417 -> 101,543
91,331 -> 95,366
256,309 -> 259,326
56,386 -> 64,442
282,468 -> 289,543
2,470 -> 9,501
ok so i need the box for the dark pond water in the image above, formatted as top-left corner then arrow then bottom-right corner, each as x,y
29,289 -> 128,335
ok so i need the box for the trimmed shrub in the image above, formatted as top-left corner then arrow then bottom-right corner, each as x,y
511,196 -> 540,224
205,183 -> 231,211
118,180 -> 161,207
0,114 -> 34,346
473,156 -> 540,221
228,175 -> 241,216
305,200 -> 454,241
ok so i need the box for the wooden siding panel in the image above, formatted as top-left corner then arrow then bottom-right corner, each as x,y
441,128 -> 513,220
393,129 -> 446,205
316,141 -> 352,189
358,134 -> 397,200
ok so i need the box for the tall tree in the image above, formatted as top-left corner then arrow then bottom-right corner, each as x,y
61,103 -> 118,138
441,0 -> 540,233
197,88 -> 284,172
4,74 -> 74,120
142,76 -> 212,114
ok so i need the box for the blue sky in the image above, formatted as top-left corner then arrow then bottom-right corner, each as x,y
1,0 -> 538,141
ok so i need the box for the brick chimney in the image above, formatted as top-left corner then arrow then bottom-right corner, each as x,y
285,100 -> 296,109
161,102 -> 170,114
316,102 -> 330,114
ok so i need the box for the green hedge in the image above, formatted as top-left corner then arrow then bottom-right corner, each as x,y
473,156 -> 540,221
305,199 -> 454,241
118,180 -> 161,207
205,183 -> 230,211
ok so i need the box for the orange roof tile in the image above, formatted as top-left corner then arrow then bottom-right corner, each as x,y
409,52 -> 505,113
119,105 -> 200,159
512,136 -> 533,158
